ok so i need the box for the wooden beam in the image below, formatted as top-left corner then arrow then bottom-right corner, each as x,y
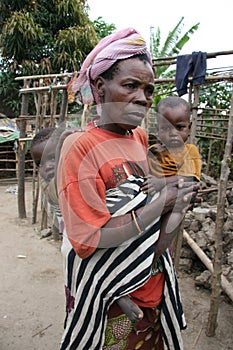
15,73 -> 73,80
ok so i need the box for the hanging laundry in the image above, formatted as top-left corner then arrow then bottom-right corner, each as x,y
175,51 -> 207,96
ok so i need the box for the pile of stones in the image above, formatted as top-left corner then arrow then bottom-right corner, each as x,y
179,173 -> 233,292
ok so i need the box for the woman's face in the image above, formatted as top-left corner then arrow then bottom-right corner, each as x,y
95,57 -> 154,134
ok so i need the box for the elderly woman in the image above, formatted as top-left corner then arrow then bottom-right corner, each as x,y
57,28 -> 199,350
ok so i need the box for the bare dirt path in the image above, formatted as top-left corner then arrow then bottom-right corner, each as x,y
0,182 -> 64,350
0,181 -> 232,350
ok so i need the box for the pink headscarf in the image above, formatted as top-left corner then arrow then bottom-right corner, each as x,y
67,28 -> 152,107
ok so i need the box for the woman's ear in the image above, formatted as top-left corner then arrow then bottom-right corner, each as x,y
94,77 -> 105,98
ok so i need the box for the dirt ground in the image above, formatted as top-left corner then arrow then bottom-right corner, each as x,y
0,181 -> 232,350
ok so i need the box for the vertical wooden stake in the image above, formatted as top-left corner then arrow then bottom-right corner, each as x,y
190,85 -> 199,145
18,88 -> 29,219
206,85 -> 233,336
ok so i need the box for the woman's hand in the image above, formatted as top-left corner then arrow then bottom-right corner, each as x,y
160,179 -> 201,215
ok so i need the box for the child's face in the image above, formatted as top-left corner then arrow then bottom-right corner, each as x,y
39,139 -> 56,182
31,139 -> 56,182
157,105 -> 191,148
31,140 -> 47,168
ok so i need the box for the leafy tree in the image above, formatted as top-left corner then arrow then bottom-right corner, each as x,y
0,0 -> 114,115
92,16 -> 116,40
0,0 -> 98,72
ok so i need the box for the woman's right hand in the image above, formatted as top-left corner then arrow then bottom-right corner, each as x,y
160,180 -> 201,215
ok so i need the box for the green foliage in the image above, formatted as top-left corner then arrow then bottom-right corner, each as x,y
150,17 -> 200,103
200,82 -> 232,110
0,0 -> 103,115
1,11 -> 43,62
0,0 -> 36,28
53,24 -> 97,71
0,0 -> 98,69
0,69 -> 22,113
198,136 -> 233,180
93,16 -> 116,40
198,82 -> 233,179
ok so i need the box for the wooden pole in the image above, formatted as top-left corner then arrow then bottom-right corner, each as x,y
17,89 -> 29,219
50,90 -> 57,127
32,171 -> 40,224
206,84 -> 233,336
59,89 -> 68,124
206,139 -> 213,176
183,230 -> 233,302
190,86 -> 199,144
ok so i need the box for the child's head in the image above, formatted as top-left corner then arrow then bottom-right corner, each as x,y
30,127 -> 56,181
156,96 -> 191,148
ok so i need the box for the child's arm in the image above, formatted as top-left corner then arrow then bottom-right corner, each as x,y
117,295 -> 144,322
153,211 -> 183,259
140,174 -> 180,196
153,177 -> 199,260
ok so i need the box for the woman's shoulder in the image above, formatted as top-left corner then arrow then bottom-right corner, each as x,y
133,126 -> 147,144
134,126 -> 146,135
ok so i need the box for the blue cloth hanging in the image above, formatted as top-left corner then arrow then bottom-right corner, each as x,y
175,51 -> 207,96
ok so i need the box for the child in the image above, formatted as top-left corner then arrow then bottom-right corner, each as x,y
117,96 -> 201,321
146,95 -> 201,194
30,128 -> 56,173
30,127 -> 64,234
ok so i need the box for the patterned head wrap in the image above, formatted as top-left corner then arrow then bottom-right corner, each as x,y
67,28 -> 152,107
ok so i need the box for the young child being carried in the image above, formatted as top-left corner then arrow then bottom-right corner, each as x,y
117,96 -> 201,322
30,127 -> 66,234
30,127 -> 58,204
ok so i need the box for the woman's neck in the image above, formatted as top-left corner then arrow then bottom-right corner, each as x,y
94,120 -> 133,136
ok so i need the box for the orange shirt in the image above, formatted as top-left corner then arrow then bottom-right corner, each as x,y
58,125 -> 166,308
57,126 -> 149,258
148,143 -> 202,180
130,273 -> 165,307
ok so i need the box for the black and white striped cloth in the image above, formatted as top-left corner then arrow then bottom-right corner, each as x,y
60,175 -> 186,350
